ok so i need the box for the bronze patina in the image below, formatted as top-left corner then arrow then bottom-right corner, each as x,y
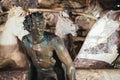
22,12 -> 76,80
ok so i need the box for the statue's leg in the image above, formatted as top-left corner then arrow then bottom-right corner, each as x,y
45,70 -> 58,80
53,51 -> 65,80
26,60 -> 37,80
37,69 -> 58,80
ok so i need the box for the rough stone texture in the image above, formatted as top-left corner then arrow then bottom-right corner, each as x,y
0,13 -> 7,24
74,12 -> 120,69
38,0 -> 83,8
0,69 -> 120,80
76,69 -> 120,80
0,70 -> 28,80
74,58 -> 114,69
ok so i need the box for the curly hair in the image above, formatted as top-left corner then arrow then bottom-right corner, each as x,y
23,12 -> 44,32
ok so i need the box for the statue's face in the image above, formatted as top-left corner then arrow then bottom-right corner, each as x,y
23,12 -> 45,38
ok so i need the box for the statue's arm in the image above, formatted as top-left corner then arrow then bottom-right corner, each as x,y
52,37 -> 76,80
21,37 -> 36,80
22,35 -> 38,63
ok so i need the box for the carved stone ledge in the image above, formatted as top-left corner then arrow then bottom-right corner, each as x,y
0,70 -> 28,80
76,69 -> 120,80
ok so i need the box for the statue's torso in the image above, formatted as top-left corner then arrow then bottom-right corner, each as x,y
23,32 -> 56,69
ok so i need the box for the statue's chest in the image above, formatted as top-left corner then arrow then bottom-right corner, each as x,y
32,44 -> 45,52
32,43 -> 52,58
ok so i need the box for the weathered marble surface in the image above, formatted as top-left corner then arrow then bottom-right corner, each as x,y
0,70 -> 28,80
76,69 -> 120,80
74,11 -> 120,68
0,69 -> 120,80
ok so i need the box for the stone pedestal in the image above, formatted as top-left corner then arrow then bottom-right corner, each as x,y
0,69 -> 120,80
0,69 -> 28,80
76,69 -> 120,80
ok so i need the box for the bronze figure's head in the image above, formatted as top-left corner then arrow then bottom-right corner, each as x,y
23,12 -> 45,41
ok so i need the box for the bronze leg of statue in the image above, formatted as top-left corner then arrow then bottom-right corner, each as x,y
27,62 -> 37,80
37,68 -> 58,80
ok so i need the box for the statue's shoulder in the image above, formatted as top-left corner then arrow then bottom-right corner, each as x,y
44,32 -> 58,40
22,34 -> 32,47
22,34 -> 32,42
44,32 -> 63,45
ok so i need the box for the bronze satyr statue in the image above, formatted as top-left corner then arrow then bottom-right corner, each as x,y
22,12 -> 76,80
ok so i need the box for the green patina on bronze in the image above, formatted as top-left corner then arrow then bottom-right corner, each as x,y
22,12 -> 76,80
